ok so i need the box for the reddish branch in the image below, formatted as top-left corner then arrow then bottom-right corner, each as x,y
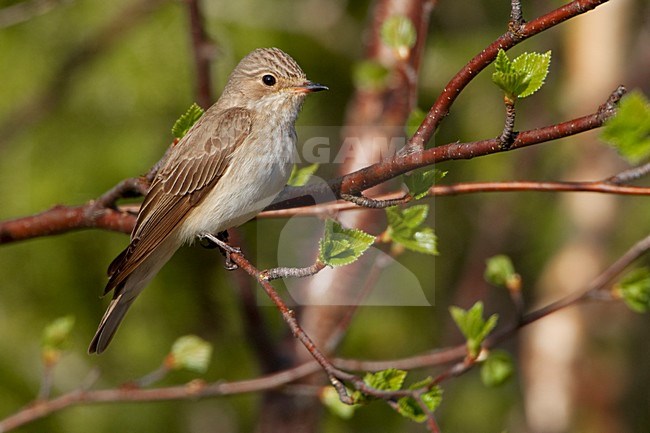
270,85 -> 625,209
0,90 -> 628,244
409,0 -> 611,148
0,0 -> 623,244
3,229 -> 649,431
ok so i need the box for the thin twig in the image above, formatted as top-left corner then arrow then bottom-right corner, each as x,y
270,86 -> 625,211
227,251 -> 355,403
508,0 -> 525,32
607,161 -> 650,184
498,98 -> 517,148
4,230 -> 649,430
340,193 -> 410,209
261,261 -> 326,281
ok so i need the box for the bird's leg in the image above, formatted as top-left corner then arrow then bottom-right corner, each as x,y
198,231 -> 241,270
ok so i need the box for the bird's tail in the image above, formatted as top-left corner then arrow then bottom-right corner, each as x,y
88,237 -> 180,354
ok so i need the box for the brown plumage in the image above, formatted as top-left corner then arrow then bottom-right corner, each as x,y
89,48 -> 327,353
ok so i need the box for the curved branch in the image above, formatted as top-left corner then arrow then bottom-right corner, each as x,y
4,229 -> 649,431
269,86 -> 624,210
410,0 -> 611,148
0,95 -> 634,246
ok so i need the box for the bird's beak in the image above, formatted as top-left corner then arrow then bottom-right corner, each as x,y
294,80 -> 329,93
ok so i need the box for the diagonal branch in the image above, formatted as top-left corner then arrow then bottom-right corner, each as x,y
0,87 -> 631,245
409,0 -> 611,148
3,229 -> 649,431
269,85 -> 625,210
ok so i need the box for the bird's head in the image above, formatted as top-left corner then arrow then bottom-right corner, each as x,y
221,47 -> 327,114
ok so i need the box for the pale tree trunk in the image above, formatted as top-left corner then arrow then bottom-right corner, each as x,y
521,1 -> 632,432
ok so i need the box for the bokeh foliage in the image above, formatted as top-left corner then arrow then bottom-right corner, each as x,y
1,0 -> 649,432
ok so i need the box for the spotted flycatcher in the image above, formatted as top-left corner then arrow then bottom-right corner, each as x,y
89,48 -> 327,353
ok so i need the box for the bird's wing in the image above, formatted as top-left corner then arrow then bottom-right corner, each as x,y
104,107 -> 253,294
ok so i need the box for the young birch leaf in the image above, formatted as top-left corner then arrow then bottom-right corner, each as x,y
172,103 -> 205,139
492,50 -> 551,99
288,163 -> 319,187
493,49 -> 513,74
492,49 -> 524,98
319,219 -> 375,267
601,91 -> 650,164
404,168 -> 446,200
42,315 -> 75,365
386,205 -> 438,255
364,368 -> 407,391
402,204 -> 429,227
397,386 -> 443,422
511,51 -> 551,98
168,335 -> 213,373
481,350 -> 514,387
485,255 -> 518,288
450,302 -> 498,358
381,15 -> 417,58
615,267 -> 650,313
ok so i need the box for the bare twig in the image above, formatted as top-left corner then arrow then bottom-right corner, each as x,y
270,86 -> 625,210
498,98 -> 517,148
261,261 -> 326,281
607,161 -> 650,184
340,193 -> 410,209
4,229 -> 649,430
508,0 -> 525,32
226,251 -> 355,403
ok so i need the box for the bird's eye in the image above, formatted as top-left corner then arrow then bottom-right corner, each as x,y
262,74 -> 277,86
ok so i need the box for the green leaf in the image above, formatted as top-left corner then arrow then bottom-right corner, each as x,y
319,219 -> 375,267
42,315 -> 75,351
386,205 -> 438,255
41,315 -> 75,365
172,103 -> 205,139
616,267 -> 650,313
364,368 -> 407,391
493,49 -> 513,74
405,107 -> 426,138
511,51 -> 551,98
397,386 -> 443,422
401,204 -> 428,227
321,386 -> 358,419
168,335 -> 213,373
485,255 -> 518,288
353,368 -> 407,404
353,60 -> 390,91
601,91 -> 650,164
381,15 -> 417,58
491,50 -> 551,99
404,168 -> 446,200
288,163 -> 319,187
481,350 -> 514,387
449,302 -> 498,358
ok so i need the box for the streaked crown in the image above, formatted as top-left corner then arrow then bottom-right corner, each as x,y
233,47 -> 306,82
219,48 -> 315,111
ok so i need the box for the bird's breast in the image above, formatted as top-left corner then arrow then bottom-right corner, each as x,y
178,124 -> 295,243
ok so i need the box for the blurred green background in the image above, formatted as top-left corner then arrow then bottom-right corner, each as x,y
1,0 -> 649,432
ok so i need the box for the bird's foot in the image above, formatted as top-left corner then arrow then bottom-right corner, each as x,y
198,232 -> 240,270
